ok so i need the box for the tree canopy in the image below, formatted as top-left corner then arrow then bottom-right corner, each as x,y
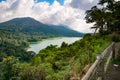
85,0 -> 120,35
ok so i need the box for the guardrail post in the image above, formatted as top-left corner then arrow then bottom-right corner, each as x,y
112,43 -> 115,59
96,55 -> 104,80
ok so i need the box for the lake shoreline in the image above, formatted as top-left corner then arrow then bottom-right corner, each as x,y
26,37 -> 62,51
27,37 -> 82,53
28,37 -> 62,44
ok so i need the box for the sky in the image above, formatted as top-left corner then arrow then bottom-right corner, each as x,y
37,0 -> 64,5
0,0 -> 99,33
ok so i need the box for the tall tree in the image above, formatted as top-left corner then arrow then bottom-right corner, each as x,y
85,0 -> 120,34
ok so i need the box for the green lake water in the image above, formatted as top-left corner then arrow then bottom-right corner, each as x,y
27,37 -> 82,53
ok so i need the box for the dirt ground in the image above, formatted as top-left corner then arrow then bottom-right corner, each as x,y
106,43 -> 120,80
106,64 -> 120,80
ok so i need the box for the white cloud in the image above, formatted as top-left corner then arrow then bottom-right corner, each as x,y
69,0 -> 98,10
0,0 -> 97,33
88,0 -> 94,3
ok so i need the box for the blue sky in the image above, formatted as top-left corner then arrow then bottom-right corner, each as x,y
37,0 -> 64,5
0,0 -> 5,2
0,0 -> 64,5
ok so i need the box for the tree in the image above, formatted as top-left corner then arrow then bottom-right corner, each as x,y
0,56 -> 20,80
85,6 -> 106,34
85,0 -> 120,35
61,42 -> 68,48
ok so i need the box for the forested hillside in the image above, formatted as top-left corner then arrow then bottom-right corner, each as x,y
0,17 -> 84,62
0,29 -> 36,62
0,34 -> 111,80
0,17 -> 84,38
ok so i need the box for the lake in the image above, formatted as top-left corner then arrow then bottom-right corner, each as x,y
27,37 -> 82,53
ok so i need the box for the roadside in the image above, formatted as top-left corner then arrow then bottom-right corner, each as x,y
106,43 -> 120,80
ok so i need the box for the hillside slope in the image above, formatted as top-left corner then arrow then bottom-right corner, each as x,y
0,17 -> 84,37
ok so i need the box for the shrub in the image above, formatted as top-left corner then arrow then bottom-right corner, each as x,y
109,33 -> 120,42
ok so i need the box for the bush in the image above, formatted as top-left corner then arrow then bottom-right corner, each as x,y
112,48 -> 120,64
109,33 -> 120,42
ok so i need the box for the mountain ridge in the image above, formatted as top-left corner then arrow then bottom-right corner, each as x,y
0,17 -> 84,37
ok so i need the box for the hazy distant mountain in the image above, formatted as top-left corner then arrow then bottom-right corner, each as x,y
0,17 -> 84,37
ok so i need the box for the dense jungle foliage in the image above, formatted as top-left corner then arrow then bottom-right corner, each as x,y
0,34 -> 111,80
0,29 -> 36,62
